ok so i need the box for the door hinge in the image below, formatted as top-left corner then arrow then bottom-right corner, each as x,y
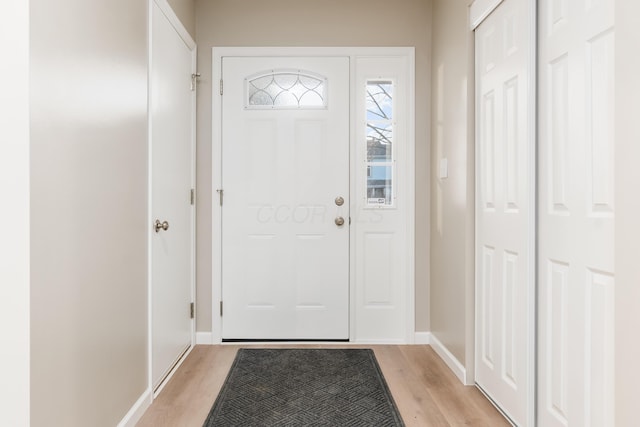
220,79 -> 223,95
220,301 -> 223,316
190,188 -> 195,205
190,302 -> 195,319
216,189 -> 224,206
191,73 -> 201,91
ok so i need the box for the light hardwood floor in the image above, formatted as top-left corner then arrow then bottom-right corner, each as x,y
136,345 -> 509,427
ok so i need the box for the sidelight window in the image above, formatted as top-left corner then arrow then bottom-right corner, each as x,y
365,80 -> 395,206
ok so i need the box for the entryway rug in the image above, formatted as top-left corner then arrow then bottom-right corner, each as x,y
203,348 -> 405,427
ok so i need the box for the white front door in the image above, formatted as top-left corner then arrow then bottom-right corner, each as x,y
475,0 -> 534,424
221,56 -> 350,340
150,1 -> 195,389
538,0 -> 615,425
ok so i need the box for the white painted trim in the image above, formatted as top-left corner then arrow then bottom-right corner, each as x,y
0,1 -> 30,425
406,51 -> 417,345
464,10 -> 478,392
196,332 -> 214,345
212,46 -> 417,58
189,50 -> 198,357
211,47 -> 416,345
414,332 -> 432,345
473,0 -> 482,396
152,0 -> 195,50
116,388 -> 152,427
525,1 -> 537,426
430,333 -> 469,385
469,0 -> 504,30
348,57 -> 357,343
211,48 -> 223,345
145,0 -> 154,405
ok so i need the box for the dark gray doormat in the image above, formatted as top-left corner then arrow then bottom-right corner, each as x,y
203,348 -> 405,426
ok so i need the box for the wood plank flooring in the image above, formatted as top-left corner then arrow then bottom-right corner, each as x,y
136,345 -> 509,427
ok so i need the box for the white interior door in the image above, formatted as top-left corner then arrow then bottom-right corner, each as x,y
150,1 -> 195,389
475,0 -> 534,424
221,56 -> 349,340
538,0 -> 615,425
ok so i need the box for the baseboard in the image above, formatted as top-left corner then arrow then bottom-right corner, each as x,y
429,333 -> 467,385
414,331 -> 432,344
196,331 -> 213,345
117,388 -> 152,427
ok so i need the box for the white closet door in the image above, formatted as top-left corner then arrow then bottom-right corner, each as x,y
475,0 -> 534,425
150,1 -> 196,390
538,0 -> 615,425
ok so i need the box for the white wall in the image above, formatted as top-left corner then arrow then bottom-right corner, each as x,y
29,0 -> 149,425
0,1 -> 30,426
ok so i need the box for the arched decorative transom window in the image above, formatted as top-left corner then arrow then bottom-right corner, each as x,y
245,70 -> 327,109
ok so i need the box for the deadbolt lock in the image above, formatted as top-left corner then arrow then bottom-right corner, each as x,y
335,196 -> 345,206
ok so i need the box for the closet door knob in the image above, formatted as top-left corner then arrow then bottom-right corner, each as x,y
154,220 -> 169,233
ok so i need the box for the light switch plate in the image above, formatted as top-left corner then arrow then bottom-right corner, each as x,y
439,158 -> 448,179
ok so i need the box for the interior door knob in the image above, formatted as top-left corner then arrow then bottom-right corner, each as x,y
155,220 -> 169,233
335,216 -> 345,226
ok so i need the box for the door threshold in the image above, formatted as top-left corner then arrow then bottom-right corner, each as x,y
222,338 -> 350,343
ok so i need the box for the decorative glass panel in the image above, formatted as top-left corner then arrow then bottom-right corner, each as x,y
367,164 -> 393,205
366,81 -> 393,120
365,80 -> 395,207
367,124 -> 392,161
247,70 -> 326,109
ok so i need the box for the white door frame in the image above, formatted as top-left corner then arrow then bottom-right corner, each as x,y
211,47 -> 416,344
471,0 -> 536,425
147,0 -> 197,397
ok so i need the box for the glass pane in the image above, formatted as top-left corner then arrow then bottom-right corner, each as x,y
247,71 -> 326,108
299,75 -> 323,90
250,75 -> 273,90
273,91 -> 298,107
367,123 -> 392,161
367,164 -> 393,206
298,91 -> 324,107
249,90 -> 272,106
273,73 -> 298,90
366,81 -> 393,121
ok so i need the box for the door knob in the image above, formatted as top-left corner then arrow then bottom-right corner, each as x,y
154,220 -> 169,233
335,196 -> 345,206
335,216 -> 345,226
